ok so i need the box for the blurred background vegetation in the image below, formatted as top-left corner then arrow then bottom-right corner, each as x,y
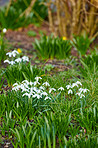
0,0 -> 98,39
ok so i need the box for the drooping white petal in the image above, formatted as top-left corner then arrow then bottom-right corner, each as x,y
68,89 -> 73,94
49,88 -> 56,93
58,87 -> 64,91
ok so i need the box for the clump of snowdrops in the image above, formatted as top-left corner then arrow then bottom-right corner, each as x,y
12,77 -> 90,102
66,81 -> 89,98
4,50 -> 29,65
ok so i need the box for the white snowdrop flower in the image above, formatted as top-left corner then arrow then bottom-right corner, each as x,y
22,88 -> 29,92
34,81 -> 40,86
41,92 -> 48,96
22,56 -> 29,62
12,85 -> 20,91
3,28 -> 7,33
12,53 -> 16,57
20,84 -> 25,90
58,87 -> 64,91
22,80 -> 29,85
13,50 -> 18,56
12,50 -> 19,54
79,88 -> 83,93
66,85 -> 71,89
23,83 -> 29,89
4,59 -> 10,64
44,96 -> 51,100
36,89 -> 41,94
29,87 -> 35,93
29,82 -> 34,86
80,94 -> 85,98
6,50 -> 19,58
22,93 -> 32,99
6,52 -> 12,57
33,87 -> 38,92
33,94 -> 41,99
76,92 -> 81,96
72,83 -> 79,88
35,77 -> 42,82
42,82 -> 50,87
83,88 -> 89,93
13,82 -> 19,87
15,58 -> 22,63
49,88 -> 56,93
76,81 -> 82,86
39,86 -> 45,90
10,61 -> 15,65
68,89 -> 73,94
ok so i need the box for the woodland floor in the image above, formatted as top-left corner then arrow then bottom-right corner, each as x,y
1,23 -> 98,148
5,23 -> 78,73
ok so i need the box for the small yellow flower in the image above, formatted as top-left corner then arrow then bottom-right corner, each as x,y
62,36 -> 67,40
17,48 -> 22,53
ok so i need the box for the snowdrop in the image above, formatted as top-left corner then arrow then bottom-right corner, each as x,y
6,50 -> 19,57
72,83 -> 79,88
4,60 -> 15,65
34,81 -> 40,86
82,88 -> 89,93
22,56 -> 29,62
35,77 -> 42,82
12,85 -> 20,91
29,87 -> 35,93
66,84 -> 71,89
10,61 -> 15,65
79,88 -> 89,93
39,86 -> 45,90
68,89 -> 73,94
21,87 -> 29,92
33,87 -> 38,92
42,82 -> 50,87
76,81 -> 82,86
4,59 -> 10,64
58,87 -> 64,91
41,92 -> 48,96
15,58 -> 22,63
29,82 -> 34,86
22,80 -> 29,85
13,82 -> 19,87
76,92 -> 81,96
44,96 -> 51,100
80,94 -> 85,98
22,93 -> 33,99
33,94 -> 42,99
66,81 -> 90,99
49,88 -> 56,93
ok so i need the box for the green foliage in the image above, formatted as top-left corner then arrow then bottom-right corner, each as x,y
33,35 -> 72,59
81,52 -> 98,73
0,34 -> 97,147
0,36 -> 6,64
27,30 -> 37,37
0,0 -> 48,29
3,62 -> 44,85
80,52 -> 98,81
71,35 -> 91,57
44,64 -> 54,72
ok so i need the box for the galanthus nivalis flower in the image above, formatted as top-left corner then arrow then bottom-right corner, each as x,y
68,89 -> 73,94
66,85 -> 71,89
58,87 -> 64,91
49,88 -> 56,93
42,82 -> 50,87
